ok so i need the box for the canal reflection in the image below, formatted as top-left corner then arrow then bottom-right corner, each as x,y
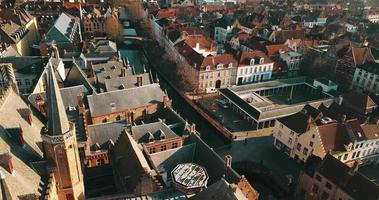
119,41 -> 229,148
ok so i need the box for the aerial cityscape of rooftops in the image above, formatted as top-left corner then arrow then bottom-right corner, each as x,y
1,0 -> 379,199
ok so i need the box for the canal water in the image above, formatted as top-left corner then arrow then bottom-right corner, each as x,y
119,41 -> 229,148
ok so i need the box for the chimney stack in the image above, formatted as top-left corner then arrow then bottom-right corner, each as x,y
224,155 -> 232,170
19,124 -> 25,147
137,76 -> 142,87
0,152 -> 14,174
121,68 -> 126,77
228,184 -> 238,193
27,105 -> 33,126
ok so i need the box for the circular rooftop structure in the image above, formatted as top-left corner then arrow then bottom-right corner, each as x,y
171,163 -> 209,194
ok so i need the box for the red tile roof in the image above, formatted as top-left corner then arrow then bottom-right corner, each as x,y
199,54 -> 238,71
266,44 -> 290,56
237,50 -> 273,66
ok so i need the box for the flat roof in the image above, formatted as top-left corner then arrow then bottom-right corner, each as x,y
171,163 -> 208,189
220,77 -> 335,121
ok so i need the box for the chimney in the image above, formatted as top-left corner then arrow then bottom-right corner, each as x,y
196,42 -> 200,50
137,76 -> 143,87
0,152 -> 14,174
224,155 -> 232,170
27,105 -> 33,126
18,124 -> 25,147
121,68 -> 126,77
77,94 -> 84,114
228,184 -> 238,193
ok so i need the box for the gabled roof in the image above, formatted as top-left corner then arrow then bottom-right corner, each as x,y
190,178 -> 247,200
343,91 -> 377,110
236,50 -> 273,66
87,83 -> 166,117
315,155 -> 379,200
317,123 -> 351,153
129,121 -> 180,144
265,44 -> 290,56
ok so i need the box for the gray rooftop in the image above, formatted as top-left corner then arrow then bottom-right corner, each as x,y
87,83 -> 165,117
87,120 -> 129,149
130,121 -> 180,144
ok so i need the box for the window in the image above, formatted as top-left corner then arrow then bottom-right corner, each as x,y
356,151 -> 361,158
326,182 -> 332,190
277,130 -> 282,137
290,131 -> 294,135
303,147 -> 309,156
217,64 -> 223,70
309,141 -> 314,147
296,143 -> 302,151
160,145 -> 167,151
343,154 -> 348,160
25,79 -> 30,86
311,184 -> 319,193
352,152 -> 356,159
149,147 -> 156,154
206,65 -> 211,71
228,63 -> 233,68
288,138 -> 293,145
312,134 -> 315,139
172,143 -> 178,148
116,115 -> 121,121
17,79 -> 22,86
321,191 -> 329,200
337,155 -> 342,160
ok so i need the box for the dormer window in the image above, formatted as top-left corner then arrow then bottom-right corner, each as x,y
260,58 -> 264,64
228,63 -> 233,68
216,64 -> 223,70
206,65 -> 211,71
250,58 -> 255,65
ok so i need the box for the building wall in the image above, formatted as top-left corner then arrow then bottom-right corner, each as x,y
86,151 -> 110,168
273,121 -> 299,156
144,137 -> 183,154
83,17 -> 106,33
91,103 -> 161,125
353,67 -> 379,94
236,62 -> 273,85
198,67 -> 235,91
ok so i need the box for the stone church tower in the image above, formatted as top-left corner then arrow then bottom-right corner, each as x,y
41,62 -> 85,200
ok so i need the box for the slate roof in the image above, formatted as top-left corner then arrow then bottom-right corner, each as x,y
315,155 -> 379,200
113,131 -> 154,193
190,178 -> 247,200
87,120 -> 129,149
0,90 -> 46,199
150,134 -> 241,186
28,85 -> 89,115
87,83 -> 165,117
343,91 -> 377,110
129,121 -> 180,144
357,62 -> 379,75
0,56 -> 48,75
45,12 -> 79,43
277,111 -> 312,134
